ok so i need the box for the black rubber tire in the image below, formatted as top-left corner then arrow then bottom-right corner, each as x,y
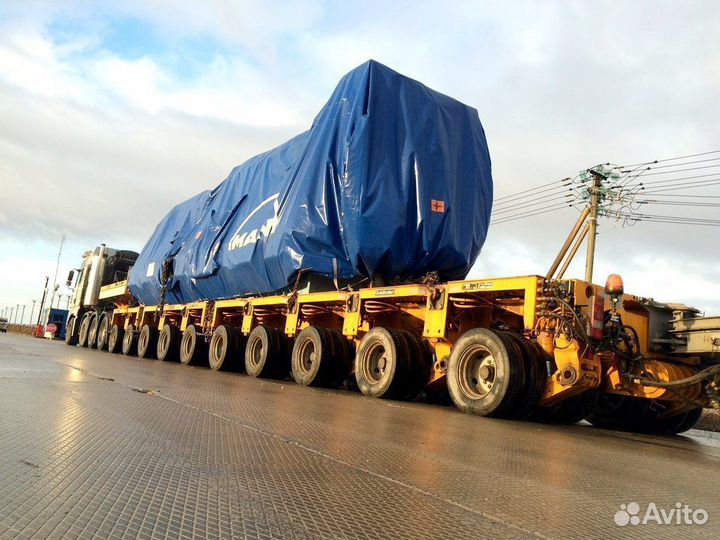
77,313 -> 91,347
447,328 -> 524,417
291,326 -> 333,386
108,324 -> 124,354
644,406 -> 704,435
354,327 -> 407,399
96,314 -> 110,351
87,313 -> 99,349
586,393 -> 653,431
245,325 -> 289,378
398,330 -> 433,399
138,325 -> 159,359
209,325 -> 242,371
122,323 -> 138,356
65,316 -> 78,346
504,334 -> 546,419
669,407 -> 703,434
180,325 -> 207,366
157,324 -> 181,361
534,389 -> 599,425
327,329 -> 354,386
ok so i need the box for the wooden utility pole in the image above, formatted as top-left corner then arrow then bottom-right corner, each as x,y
584,171 -> 603,283
546,206 -> 591,279
36,276 -> 49,325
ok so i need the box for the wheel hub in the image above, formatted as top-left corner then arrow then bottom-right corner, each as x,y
459,345 -> 496,399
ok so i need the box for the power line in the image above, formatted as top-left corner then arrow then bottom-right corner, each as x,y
608,210 -> 720,226
490,149 -> 720,230
493,178 -> 571,203
641,179 -> 720,194
622,163 -> 720,177
635,199 -> 720,208
637,192 -> 720,199
620,149 -> 720,169
494,185 -> 573,208
493,191 -> 574,214
623,156 -> 720,170
491,203 -> 575,225
639,172 -> 720,185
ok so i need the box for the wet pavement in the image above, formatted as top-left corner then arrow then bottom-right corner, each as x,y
0,332 -> 718,539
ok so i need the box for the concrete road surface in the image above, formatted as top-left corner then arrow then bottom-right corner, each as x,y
0,332 -> 718,539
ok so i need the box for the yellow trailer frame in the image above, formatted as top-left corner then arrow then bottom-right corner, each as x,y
101,274 -> 705,413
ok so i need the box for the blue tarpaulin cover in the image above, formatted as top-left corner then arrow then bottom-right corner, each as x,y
129,60 -> 493,305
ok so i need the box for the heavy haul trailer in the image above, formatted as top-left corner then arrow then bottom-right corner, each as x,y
62,62 -> 720,433
69,270 -> 720,435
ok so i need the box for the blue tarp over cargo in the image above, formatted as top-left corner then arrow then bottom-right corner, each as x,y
129,60 -> 493,305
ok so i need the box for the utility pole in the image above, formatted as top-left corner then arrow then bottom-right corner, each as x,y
20,305 -> 26,325
584,171 -> 603,284
48,234 -> 66,316
14,304 -> 20,324
29,300 -> 37,325
37,276 -> 49,325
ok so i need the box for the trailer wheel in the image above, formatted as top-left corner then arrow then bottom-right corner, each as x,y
397,330 -> 432,399
122,324 -> 138,356
138,325 -> 159,359
666,407 -> 703,434
354,327 -> 408,399
245,325 -> 289,378
65,316 -> 78,346
328,329 -> 354,386
157,324 -> 181,362
586,393 -> 652,431
87,313 -> 99,349
180,325 -> 207,366
291,326 -> 333,386
446,328 -> 524,417
533,389 -> 599,425
96,314 -> 110,351
78,313 -> 91,347
504,335 -> 546,419
209,325 -> 242,371
108,324 -> 124,354
643,405 -> 703,435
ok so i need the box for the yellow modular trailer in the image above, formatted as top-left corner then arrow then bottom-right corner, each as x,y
79,273 -> 720,435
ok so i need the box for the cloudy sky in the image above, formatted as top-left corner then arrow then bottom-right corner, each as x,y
1,0 -> 719,323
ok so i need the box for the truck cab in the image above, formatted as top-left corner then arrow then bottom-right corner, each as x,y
64,245 -> 138,346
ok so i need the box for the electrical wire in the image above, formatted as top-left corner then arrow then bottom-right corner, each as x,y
493,178 -> 572,203
635,199 -> 720,208
491,203 -> 577,225
639,193 -> 720,199
607,210 -> 720,227
622,156 -> 720,171
639,179 -> 720,194
621,163 -> 720,177
493,186 -> 573,209
628,172 -> 720,186
620,149 -> 720,169
492,193 -> 574,215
